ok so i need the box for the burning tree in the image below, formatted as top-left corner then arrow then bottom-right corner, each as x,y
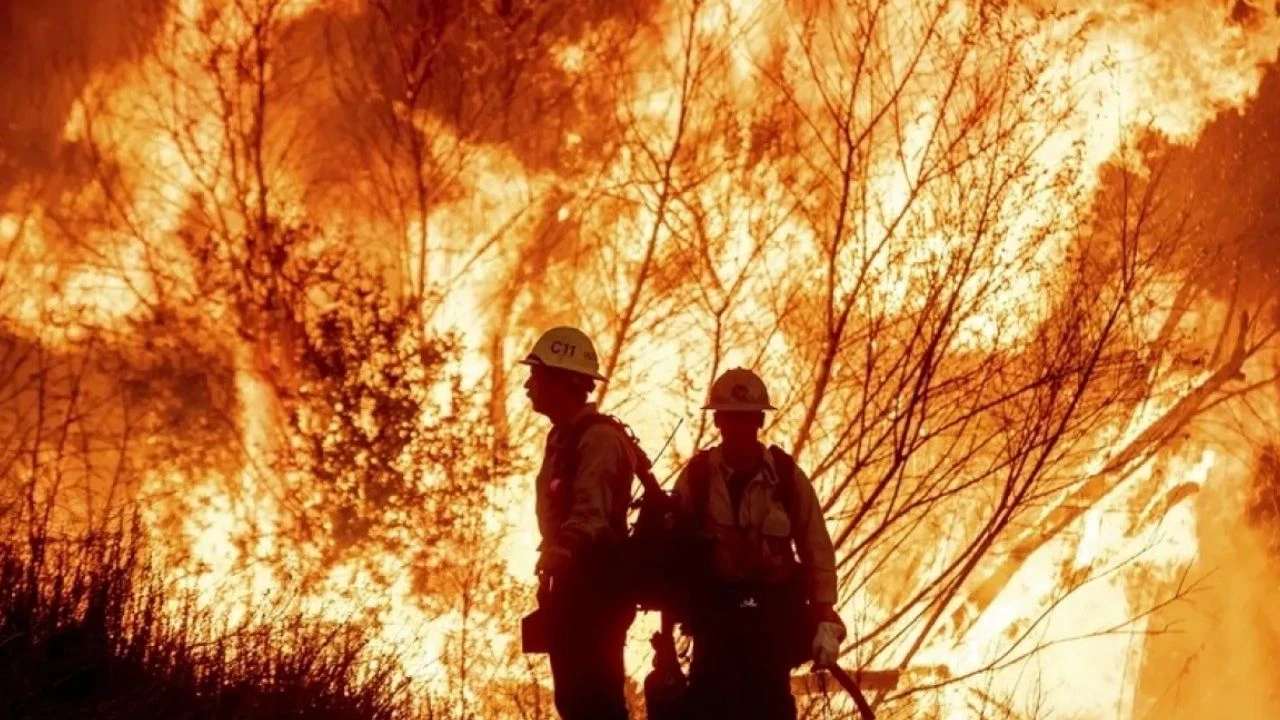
480,1 -> 1280,716
2,0 -> 1280,718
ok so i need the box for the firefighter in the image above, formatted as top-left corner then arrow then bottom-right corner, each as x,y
673,368 -> 846,720
522,326 -> 637,720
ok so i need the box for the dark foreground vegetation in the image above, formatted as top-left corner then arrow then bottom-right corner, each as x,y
0,529 -> 414,720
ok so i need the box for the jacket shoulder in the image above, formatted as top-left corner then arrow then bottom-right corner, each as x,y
570,415 -> 646,471
767,445 -> 804,514
561,413 -> 619,446
685,449 -> 715,514
768,445 -> 796,481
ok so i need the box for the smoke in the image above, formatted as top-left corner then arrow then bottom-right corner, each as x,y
1117,61 -> 1280,717
256,0 -> 657,211
1159,63 -> 1280,307
0,0 -> 167,201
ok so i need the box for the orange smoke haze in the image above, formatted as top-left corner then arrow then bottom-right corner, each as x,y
2,0 -> 1280,718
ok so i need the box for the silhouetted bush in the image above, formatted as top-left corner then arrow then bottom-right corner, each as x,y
0,527 -> 416,720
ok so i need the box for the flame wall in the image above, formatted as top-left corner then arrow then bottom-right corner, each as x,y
2,1 -> 1280,718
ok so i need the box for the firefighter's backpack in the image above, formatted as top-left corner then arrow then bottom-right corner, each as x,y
553,413 -> 689,612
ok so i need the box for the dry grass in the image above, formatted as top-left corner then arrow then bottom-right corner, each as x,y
0,527 -> 416,720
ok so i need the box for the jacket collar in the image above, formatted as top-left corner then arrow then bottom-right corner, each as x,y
550,402 -> 599,435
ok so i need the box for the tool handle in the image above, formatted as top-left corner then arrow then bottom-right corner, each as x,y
828,665 -> 876,720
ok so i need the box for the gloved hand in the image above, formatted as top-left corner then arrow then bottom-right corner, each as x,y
536,545 -> 573,577
812,621 -> 846,668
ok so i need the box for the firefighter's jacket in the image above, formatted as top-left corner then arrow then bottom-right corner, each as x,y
672,444 -> 837,605
534,403 -> 637,557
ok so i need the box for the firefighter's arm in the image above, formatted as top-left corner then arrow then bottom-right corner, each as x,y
791,466 -> 839,607
555,424 -> 629,555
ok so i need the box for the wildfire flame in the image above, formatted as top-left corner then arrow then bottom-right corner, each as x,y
3,0 -> 1280,718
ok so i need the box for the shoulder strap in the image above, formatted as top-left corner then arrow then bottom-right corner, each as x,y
557,414 -> 615,484
557,413 -> 663,509
688,450 -> 713,524
607,416 -> 664,500
768,445 -> 798,522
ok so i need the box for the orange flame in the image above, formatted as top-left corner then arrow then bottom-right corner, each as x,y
4,0 -> 1280,717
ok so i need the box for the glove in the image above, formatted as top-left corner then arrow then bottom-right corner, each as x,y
536,545 -> 573,577
812,621 -> 846,668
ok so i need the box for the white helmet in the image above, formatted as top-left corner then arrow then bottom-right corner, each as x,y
520,326 -> 607,380
702,367 -> 775,412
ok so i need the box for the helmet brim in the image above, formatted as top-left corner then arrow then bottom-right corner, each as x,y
702,402 -> 776,412
519,354 -> 607,381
